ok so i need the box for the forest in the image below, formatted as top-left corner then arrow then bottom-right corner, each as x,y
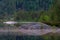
0,0 -> 60,40
0,0 -> 60,27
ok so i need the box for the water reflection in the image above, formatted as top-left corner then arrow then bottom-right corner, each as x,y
0,22 -> 60,40
0,22 -> 49,40
16,35 -> 44,40
0,35 -> 44,40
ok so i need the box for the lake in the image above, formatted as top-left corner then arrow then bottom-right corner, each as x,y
0,35 -> 44,40
0,22 -> 60,40
0,22 -> 46,40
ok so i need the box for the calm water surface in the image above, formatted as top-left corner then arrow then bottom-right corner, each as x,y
0,35 -> 44,40
0,23 -> 45,40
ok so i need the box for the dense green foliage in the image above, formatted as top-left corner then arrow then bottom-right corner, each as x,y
0,0 -> 60,26
0,0 -> 60,40
13,0 -> 60,27
42,35 -> 60,40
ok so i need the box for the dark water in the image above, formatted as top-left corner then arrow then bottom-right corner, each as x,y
0,22 -> 51,40
0,35 -> 44,40
16,35 -> 44,40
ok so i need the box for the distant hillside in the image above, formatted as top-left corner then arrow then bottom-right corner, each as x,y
0,0 -> 53,15
16,0 -> 53,11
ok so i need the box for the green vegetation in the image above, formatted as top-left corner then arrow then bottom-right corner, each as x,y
11,0 -> 60,27
0,0 -> 60,27
42,33 -> 60,40
0,0 -> 60,40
